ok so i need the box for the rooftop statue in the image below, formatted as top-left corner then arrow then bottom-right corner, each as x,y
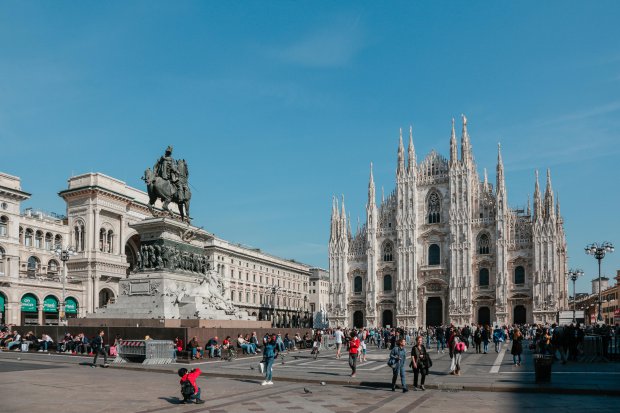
142,145 -> 192,221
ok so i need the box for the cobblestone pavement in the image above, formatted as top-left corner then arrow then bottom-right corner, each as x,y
0,356 -> 618,413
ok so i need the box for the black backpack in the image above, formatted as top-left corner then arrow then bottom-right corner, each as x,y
181,379 -> 195,398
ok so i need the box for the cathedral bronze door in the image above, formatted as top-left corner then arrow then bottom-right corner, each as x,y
382,310 -> 393,327
426,297 -> 442,326
353,311 -> 364,328
513,305 -> 526,324
478,307 -> 491,326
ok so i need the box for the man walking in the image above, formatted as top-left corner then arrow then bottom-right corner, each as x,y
91,330 -> 109,368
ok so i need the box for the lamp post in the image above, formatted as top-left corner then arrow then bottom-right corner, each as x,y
54,245 -> 77,325
268,285 -> 281,328
585,242 -> 614,323
566,269 -> 584,324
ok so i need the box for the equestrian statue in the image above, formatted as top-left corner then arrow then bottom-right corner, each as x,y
142,145 -> 192,221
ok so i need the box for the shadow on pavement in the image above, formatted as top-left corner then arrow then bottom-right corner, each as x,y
158,396 -> 184,405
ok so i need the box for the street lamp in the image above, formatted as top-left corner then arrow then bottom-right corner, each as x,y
585,242 -> 614,323
566,268 -> 584,324
262,284 -> 281,327
54,245 -> 77,325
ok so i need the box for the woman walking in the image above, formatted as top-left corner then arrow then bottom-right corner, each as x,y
261,334 -> 278,385
450,332 -> 465,375
389,338 -> 408,392
512,329 -> 523,366
411,335 -> 429,390
474,326 -> 482,354
481,325 -> 490,354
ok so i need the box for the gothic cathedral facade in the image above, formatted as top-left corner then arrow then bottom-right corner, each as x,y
328,117 -> 567,329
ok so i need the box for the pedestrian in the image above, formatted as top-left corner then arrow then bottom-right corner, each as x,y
348,331 -> 360,377
359,336 -> 367,362
389,338 -> 408,392
450,332 -> 465,376
493,325 -> 505,353
511,329 -> 523,366
411,335 -> 430,391
91,330 -> 109,368
178,367 -> 205,404
474,326 -> 482,354
261,334 -> 278,385
482,325 -> 490,354
334,326 -> 344,359
436,326 -> 445,353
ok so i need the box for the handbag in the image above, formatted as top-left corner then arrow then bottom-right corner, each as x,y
387,356 -> 397,368
109,345 -> 118,356
258,361 -> 265,374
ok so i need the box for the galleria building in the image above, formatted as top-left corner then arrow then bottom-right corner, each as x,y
0,171 -> 324,327
328,117 -> 568,329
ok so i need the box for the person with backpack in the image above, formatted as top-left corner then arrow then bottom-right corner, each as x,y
388,338 -> 408,392
492,325 -> 505,353
178,368 -> 205,404
91,330 -> 109,368
450,331 -> 466,375
348,331 -> 361,377
473,325 -> 482,353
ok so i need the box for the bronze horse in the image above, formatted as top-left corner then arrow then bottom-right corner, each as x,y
143,159 -> 191,221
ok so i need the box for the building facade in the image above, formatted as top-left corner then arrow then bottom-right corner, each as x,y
1,171 -> 312,327
328,117 -> 568,329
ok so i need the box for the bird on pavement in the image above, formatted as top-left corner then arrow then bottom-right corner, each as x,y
250,366 -> 255,370
320,382 -> 326,386
303,388 -> 312,394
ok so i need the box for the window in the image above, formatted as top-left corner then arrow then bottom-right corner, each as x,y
428,244 -> 440,265
48,260 -> 59,273
0,247 -> 5,275
25,228 -> 33,247
54,234 -> 62,249
383,274 -> 392,292
0,216 -> 8,237
478,233 -> 490,254
107,230 -> 114,253
479,268 -> 490,287
45,233 -> 53,250
383,242 -> 393,262
427,191 -> 441,223
514,266 -> 525,285
74,222 -> 85,252
354,276 -> 363,293
27,256 -> 40,273
35,231 -> 43,249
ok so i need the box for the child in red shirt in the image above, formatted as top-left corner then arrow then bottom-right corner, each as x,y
178,368 -> 205,404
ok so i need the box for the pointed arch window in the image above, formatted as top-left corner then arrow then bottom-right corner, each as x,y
383,274 -> 392,292
354,276 -> 363,293
514,266 -> 525,285
479,268 -> 490,287
478,233 -> 490,255
428,244 -> 440,265
428,192 -> 441,223
383,242 -> 393,262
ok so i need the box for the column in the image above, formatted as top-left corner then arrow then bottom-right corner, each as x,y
38,303 -> 43,325
93,274 -> 100,311
91,207 -> 99,252
118,215 -> 124,257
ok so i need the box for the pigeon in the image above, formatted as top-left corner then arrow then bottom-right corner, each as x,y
17,357 -> 21,361
320,382 -> 326,386
250,366 -> 255,370
303,388 -> 312,394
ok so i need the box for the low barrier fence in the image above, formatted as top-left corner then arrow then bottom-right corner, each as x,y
115,339 -> 175,365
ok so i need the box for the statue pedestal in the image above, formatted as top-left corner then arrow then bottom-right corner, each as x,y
87,217 -> 253,321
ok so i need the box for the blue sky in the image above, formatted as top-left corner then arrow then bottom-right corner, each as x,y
1,1 -> 619,294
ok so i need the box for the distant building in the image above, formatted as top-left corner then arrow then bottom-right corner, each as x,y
0,171 -> 312,327
328,118 -> 568,328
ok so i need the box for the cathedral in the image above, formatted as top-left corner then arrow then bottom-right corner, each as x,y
328,116 -> 568,329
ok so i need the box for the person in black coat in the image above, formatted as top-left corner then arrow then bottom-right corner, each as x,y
91,330 -> 109,367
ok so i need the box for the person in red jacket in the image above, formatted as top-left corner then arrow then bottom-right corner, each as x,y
178,368 -> 205,404
348,331 -> 361,377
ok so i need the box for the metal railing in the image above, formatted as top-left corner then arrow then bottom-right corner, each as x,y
115,339 -> 175,365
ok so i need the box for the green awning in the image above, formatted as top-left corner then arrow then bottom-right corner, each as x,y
65,297 -> 78,314
0,295 -> 5,312
43,296 -> 58,313
21,294 -> 38,312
